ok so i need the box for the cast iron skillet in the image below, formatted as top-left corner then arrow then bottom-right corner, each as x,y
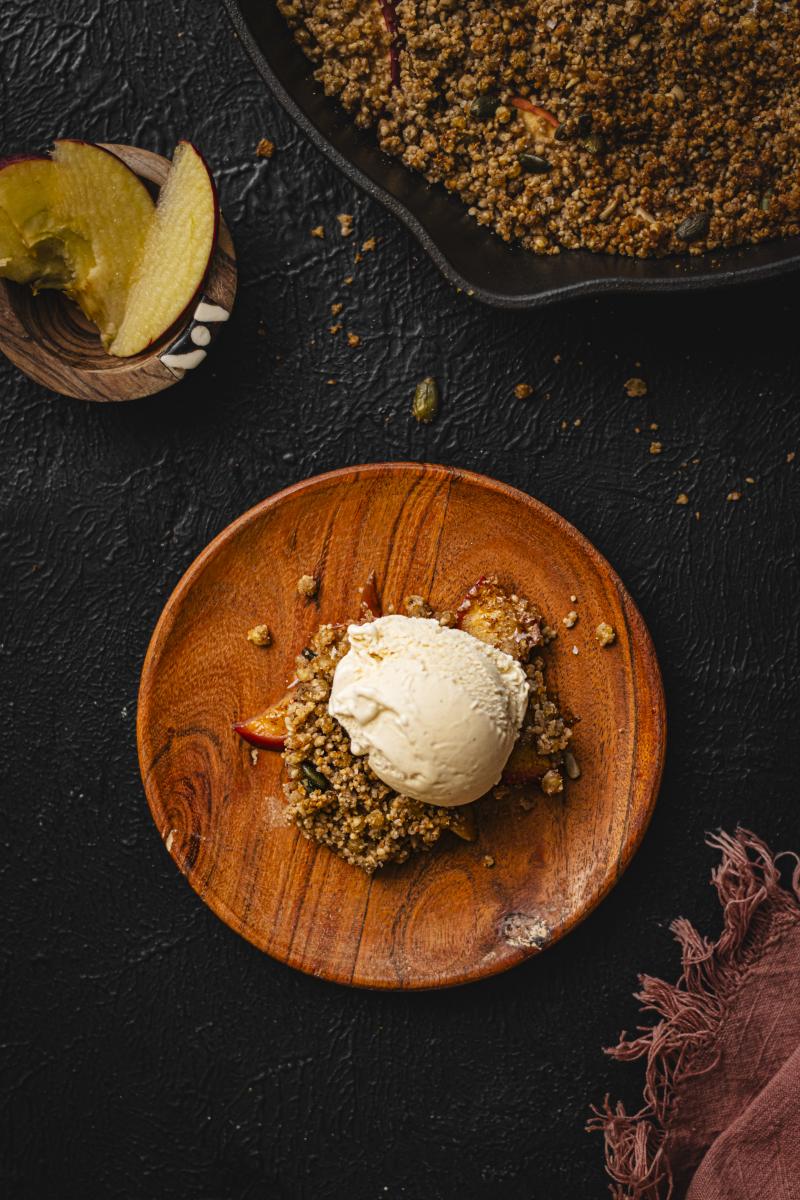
225,0 -> 800,310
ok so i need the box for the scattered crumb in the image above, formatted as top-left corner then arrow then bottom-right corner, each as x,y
745,477 -> 755,485
787,451 -> 796,463
337,213 -> 354,236
634,426 -> 641,433
649,422 -> 658,431
344,275 -> 353,285
695,511 -> 701,520
326,378 -> 337,386
297,574 -> 318,598
330,302 -> 343,316
570,594 -> 577,603
329,323 -> 342,335
518,795 -> 536,811
255,137 -> 275,159
354,252 -> 363,264
346,332 -> 361,348
560,419 -> 568,430
482,855 -> 495,868
727,491 -> 741,501
562,610 -> 578,629
676,493 -> 689,505
574,418 -> 582,427
250,747 -> 259,766
361,237 -> 376,252
571,645 -> 579,655
596,622 -> 616,647
624,377 -> 648,398
311,225 -> 325,238
514,382 -> 533,400
246,624 -> 272,647
553,354 -> 561,364
541,769 -> 564,796
650,441 -> 663,455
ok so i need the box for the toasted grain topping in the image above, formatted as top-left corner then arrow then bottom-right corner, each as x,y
246,624 -> 272,647
297,574 -> 318,598
595,622 -> 616,647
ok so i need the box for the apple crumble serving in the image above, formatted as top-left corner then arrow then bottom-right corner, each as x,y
236,577 -> 575,873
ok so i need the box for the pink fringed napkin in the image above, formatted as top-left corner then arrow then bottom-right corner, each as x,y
590,828 -> 800,1200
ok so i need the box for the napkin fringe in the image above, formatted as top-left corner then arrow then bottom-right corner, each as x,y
587,827 -> 800,1200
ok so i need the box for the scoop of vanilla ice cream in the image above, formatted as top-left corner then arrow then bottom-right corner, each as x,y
328,614 -> 529,807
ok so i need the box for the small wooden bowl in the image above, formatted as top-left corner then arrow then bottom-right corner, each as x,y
137,464 -> 666,990
0,144 -> 237,401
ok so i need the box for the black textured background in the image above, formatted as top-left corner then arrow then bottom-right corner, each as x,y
1,3 -> 798,1197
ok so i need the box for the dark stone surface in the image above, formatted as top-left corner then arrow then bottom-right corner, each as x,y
1,3 -> 798,1197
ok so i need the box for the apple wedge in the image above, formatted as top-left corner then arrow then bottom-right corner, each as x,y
109,141 -> 218,358
234,689 -> 295,750
456,576 -> 542,661
0,142 -> 154,344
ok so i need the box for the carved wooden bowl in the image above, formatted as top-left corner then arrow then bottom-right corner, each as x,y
137,464 -> 666,989
0,144 -> 236,401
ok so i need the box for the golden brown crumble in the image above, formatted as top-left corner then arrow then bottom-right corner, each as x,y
595,622 -> 616,647
277,0 -> 800,257
246,624 -> 272,647
255,138 -> 275,159
624,377 -> 648,398
297,574 -> 318,598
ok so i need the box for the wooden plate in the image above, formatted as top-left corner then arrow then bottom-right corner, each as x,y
137,464 -> 665,989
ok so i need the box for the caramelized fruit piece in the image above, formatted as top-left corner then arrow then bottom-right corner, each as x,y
501,741 -> 552,786
449,806 -> 478,842
233,691 -> 293,750
110,141 -> 218,357
456,575 -> 542,661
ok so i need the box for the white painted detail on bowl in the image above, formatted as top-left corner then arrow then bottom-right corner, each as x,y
194,300 -> 229,323
191,324 -> 212,347
161,347 -> 207,372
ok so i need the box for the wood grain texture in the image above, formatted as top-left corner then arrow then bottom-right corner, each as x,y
137,463 -> 666,989
0,143 -> 237,401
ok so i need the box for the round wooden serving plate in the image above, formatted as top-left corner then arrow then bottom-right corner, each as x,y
137,464 -> 666,989
0,144 -> 237,401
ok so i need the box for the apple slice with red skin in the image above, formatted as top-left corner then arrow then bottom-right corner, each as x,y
233,687 -> 295,750
378,0 -> 401,89
109,141 -> 218,357
456,575 -> 542,662
511,98 -> 559,143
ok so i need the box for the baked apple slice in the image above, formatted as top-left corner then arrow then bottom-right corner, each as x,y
234,690 -> 293,750
501,741 -> 552,786
0,142 -> 154,344
456,576 -> 542,661
109,141 -> 218,357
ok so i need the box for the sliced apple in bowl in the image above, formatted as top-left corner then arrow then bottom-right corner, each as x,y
0,142 -> 155,345
0,139 -> 222,362
109,141 -> 218,358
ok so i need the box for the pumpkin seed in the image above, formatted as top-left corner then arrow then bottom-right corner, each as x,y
760,191 -> 773,212
519,152 -> 552,174
412,376 -> 439,423
564,751 -> 581,780
675,211 -> 711,241
471,95 -> 500,120
583,132 -> 606,155
301,761 -> 329,792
